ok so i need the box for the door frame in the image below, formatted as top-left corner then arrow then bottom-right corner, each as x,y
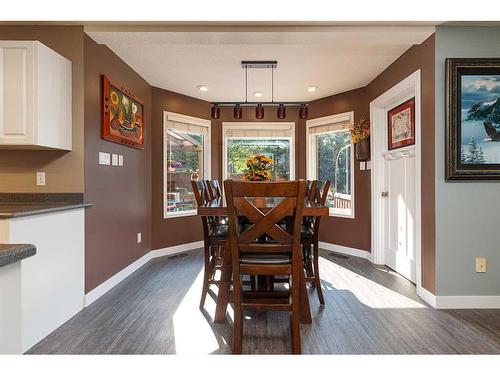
370,70 -> 422,290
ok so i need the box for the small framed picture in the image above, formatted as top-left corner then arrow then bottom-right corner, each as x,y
102,75 -> 144,149
387,97 -> 415,151
446,58 -> 500,180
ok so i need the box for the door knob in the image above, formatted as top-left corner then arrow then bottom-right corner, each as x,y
381,191 -> 389,198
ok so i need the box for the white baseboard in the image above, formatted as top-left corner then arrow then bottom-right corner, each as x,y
417,286 -> 437,308
84,241 -> 203,307
435,295 -> 500,309
319,241 -> 372,261
150,240 -> 204,259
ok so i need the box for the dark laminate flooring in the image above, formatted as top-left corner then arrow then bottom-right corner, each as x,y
28,249 -> 500,354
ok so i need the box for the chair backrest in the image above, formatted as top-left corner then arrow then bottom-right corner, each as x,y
191,180 -> 214,240
306,180 -> 331,237
205,180 -> 222,201
306,180 -> 318,201
224,180 -> 306,259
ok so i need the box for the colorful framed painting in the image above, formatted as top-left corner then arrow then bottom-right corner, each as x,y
387,97 -> 415,151
102,75 -> 144,149
446,58 -> 500,180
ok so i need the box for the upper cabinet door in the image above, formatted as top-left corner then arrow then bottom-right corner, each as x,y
0,41 -> 35,145
0,41 -> 72,150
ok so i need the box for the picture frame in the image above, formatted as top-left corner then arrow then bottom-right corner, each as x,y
446,58 -> 500,180
102,75 -> 144,149
387,97 -> 415,150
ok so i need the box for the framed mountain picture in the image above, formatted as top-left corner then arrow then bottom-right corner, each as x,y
446,58 -> 500,180
102,75 -> 144,149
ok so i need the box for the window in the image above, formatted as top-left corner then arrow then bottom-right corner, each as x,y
306,112 -> 354,218
223,122 -> 295,181
164,112 -> 211,218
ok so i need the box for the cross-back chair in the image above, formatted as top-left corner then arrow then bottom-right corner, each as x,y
224,179 -> 306,354
302,180 -> 331,305
192,180 -> 227,309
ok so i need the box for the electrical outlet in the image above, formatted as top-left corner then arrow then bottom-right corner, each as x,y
476,257 -> 486,273
137,232 -> 142,244
36,172 -> 46,186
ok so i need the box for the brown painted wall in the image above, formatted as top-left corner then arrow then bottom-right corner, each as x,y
84,35 -> 152,293
0,25 -> 85,193
151,87 -> 211,249
366,34 -> 436,293
308,87 -> 372,251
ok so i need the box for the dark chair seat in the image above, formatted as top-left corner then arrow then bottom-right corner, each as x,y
240,253 -> 291,265
209,224 -> 228,239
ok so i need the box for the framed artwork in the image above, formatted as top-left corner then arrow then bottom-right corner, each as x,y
102,75 -> 144,149
387,97 -> 415,150
446,58 -> 500,180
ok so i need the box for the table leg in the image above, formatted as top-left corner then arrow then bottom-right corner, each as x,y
299,267 -> 312,324
214,238 -> 232,323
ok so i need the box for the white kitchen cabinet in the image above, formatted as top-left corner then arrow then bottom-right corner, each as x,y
0,40 -> 72,150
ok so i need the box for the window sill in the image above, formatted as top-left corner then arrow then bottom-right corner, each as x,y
328,209 -> 355,219
164,210 -> 197,219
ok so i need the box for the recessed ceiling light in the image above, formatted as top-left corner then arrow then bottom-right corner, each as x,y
253,91 -> 263,98
197,85 -> 209,92
307,86 -> 318,93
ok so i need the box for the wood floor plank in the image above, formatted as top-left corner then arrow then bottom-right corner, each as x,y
27,249 -> 500,355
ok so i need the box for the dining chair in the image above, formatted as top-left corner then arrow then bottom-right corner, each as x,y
301,180 -> 331,306
205,180 -> 222,200
192,180 -> 227,309
224,179 -> 306,354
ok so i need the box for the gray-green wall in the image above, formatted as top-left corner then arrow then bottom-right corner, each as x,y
435,26 -> 500,296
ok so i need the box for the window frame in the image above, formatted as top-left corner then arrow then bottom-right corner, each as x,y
163,111 -> 211,219
222,122 -> 296,182
306,111 -> 355,219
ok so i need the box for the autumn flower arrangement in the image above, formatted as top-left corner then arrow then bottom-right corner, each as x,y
349,116 -> 370,144
244,154 -> 273,181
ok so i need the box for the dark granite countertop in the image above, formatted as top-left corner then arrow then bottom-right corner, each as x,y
0,244 -> 36,267
0,193 -> 91,219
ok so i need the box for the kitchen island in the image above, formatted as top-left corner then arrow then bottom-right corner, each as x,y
0,194 -> 90,354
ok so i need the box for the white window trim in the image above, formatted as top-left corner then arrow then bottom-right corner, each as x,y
306,111 -> 355,219
222,122 -> 296,182
163,111 -> 211,219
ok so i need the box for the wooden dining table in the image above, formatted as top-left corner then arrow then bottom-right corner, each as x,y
197,197 -> 329,324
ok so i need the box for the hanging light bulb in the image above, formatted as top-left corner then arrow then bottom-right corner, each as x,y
233,104 -> 242,119
299,104 -> 308,119
277,104 -> 286,119
211,104 -> 220,119
256,103 -> 264,119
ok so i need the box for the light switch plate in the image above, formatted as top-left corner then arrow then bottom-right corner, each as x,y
476,257 -> 487,273
99,152 -> 111,166
359,162 -> 366,171
36,172 -> 46,186
137,232 -> 142,243
112,153 -> 119,166
118,154 -> 124,167
366,161 -> 372,170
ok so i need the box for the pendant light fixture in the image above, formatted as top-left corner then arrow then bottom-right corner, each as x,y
256,103 -> 264,119
210,61 -> 310,120
277,103 -> 286,119
233,103 -> 242,119
211,104 -> 220,119
299,103 -> 308,119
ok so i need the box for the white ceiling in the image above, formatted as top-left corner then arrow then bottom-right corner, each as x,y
86,26 -> 434,102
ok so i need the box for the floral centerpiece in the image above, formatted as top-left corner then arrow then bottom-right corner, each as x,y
243,154 -> 273,181
350,116 -> 371,161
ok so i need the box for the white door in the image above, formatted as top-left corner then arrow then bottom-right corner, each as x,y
383,149 -> 416,283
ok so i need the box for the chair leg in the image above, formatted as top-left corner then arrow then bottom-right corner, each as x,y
291,272 -> 301,354
232,272 -> 243,354
313,243 -> 325,306
199,245 -> 211,309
